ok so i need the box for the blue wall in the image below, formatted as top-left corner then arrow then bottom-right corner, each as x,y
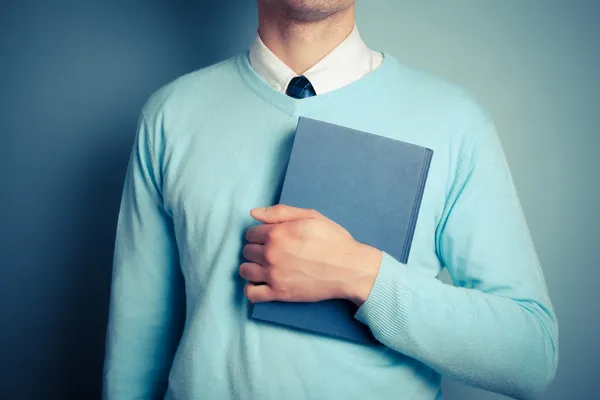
2,1 -> 598,398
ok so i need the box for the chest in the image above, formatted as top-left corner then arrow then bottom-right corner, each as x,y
160,112 -> 455,288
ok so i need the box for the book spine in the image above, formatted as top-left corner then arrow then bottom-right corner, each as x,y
400,148 -> 434,263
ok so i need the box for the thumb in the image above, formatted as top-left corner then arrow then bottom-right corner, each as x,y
250,203 -> 319,223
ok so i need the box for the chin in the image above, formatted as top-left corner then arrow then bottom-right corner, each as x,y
262,0 -> 355,21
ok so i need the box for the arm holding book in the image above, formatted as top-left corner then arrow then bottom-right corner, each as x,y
349,120 -> 558,399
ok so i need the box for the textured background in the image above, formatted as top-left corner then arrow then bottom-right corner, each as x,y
1,1 -> 598,398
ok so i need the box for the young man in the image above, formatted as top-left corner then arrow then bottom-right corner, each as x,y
102,1 -> 558,399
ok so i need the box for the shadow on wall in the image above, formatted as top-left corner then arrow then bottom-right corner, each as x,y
2,1 -> 256,399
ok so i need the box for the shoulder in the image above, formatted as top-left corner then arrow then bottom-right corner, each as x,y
140,53 -> 242,120
384,52 -> 494,133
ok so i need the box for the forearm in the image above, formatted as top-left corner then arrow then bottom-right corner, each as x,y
353,251 -> 558,400
103,255 -> 185,399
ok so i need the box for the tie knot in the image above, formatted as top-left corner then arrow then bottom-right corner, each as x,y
285,75 -> 316,99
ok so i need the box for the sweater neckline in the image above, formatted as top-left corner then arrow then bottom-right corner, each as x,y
235,50 -> 398,117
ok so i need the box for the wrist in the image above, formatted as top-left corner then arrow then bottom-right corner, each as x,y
340,242 -> 383,306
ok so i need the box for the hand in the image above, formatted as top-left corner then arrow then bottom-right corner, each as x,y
240,203 -> 383,306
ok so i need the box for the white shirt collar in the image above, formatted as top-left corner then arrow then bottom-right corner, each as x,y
248,25 -> 382,95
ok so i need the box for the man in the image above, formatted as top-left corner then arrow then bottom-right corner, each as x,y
102,1 -> 558,399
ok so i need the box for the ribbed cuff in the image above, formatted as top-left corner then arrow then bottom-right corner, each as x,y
354,251 -> 415,344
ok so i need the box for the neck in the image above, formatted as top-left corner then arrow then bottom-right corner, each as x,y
257,2 -> 356,75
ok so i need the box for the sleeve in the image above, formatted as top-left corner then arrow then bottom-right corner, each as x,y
354,116 -> 558,399
102,108 -> 186,399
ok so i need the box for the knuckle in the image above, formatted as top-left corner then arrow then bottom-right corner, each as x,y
263,245 -> 278,264
265,266 -> 279,283
274,286 -> 289,300
267,268 -> 288,294
245,284 -> 258,303
266,226 -> 282,242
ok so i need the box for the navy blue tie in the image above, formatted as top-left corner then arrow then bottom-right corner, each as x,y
285,75 -> 316,99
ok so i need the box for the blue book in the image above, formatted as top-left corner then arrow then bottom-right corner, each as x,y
251,117 -> 433,345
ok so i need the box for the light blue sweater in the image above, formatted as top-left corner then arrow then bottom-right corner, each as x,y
102,51 -> 558,400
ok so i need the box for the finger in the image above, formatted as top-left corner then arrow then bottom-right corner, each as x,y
242,243 -> 267,265
244,282 -> 276,303
239,262 -> 268,283
245,223 -> 274,244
